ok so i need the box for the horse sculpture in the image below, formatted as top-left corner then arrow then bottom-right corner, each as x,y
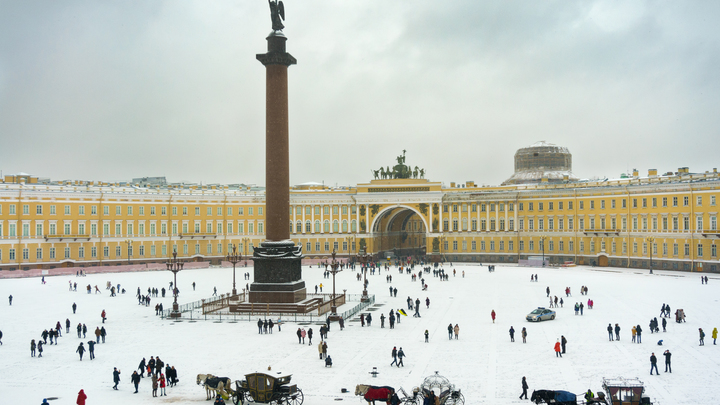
197,374 -> 233,401
355,384 -> 396,405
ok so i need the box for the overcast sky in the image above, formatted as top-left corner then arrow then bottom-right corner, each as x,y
1,1 -> 718,187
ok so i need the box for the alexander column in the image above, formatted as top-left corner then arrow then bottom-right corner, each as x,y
250,0 -> 306,304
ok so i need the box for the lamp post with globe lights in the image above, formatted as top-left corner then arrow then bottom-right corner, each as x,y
166,250 -> 184,318
357,247 -> 371,302
226,244 -> 243,296
328,250 -> 342,320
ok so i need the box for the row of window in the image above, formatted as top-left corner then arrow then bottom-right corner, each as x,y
443,195 -> 718,214
0,221 -> 264,237
292,220 -> 357,234
438,239 -> 717,257
292,205 -> 356,216
0,204 -> 263,217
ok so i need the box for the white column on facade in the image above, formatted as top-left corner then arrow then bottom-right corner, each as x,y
311,205 -> 315,234
301,204 -> 305,234
292,204 -> 296,234
329,204 -> 333,234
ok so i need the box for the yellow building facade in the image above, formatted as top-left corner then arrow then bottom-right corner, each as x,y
1,169 -> 719,273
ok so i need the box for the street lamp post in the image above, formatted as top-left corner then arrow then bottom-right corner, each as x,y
358,247 -> 370,302
166,249 -> 184,318
646,236 -> 655,274
539,235 -> 547,267
226,244 -> 243,296
125,239 -> 133,264
346,235 -> 354,266
328,250 -> 342,320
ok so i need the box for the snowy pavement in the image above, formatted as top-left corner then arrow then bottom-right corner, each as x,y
0,263 -> 718,404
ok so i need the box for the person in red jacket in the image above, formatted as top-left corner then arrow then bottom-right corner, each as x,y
554,339 -> 562,357
101,309 -> 106,323
491,310 -> 496,323
76,389 -> 87,405
159,373 -> 167,396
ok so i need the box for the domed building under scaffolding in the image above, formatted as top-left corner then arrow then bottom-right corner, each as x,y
502,141 -> 578,185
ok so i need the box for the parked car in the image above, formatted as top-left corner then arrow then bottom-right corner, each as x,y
526,307 -> 556,322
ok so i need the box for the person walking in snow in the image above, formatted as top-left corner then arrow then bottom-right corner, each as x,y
424,330 -> 429,343
87,340 -> 95,360
307,328 -> 313,345
712,327 -> 718,345
101,309 -> 106,323
77,323 -> 82,338
509,326 -> 515,342
520,377 -> 529,400
491,310 -> 496,323
554,339 -> 562,357
522,327 -> 527,343
447,324 -> 453,340
82,324 -> 87,338
31,339 -> 36,357
662,317 -> 667,332
650,353 -> 659,375
132,370 -> 141,393
454,324 -> 460,340
37,340 -> 44,357
699,328 -> 705,346
397,347 -> 406,367
561,335 -> 567,353
390,346 -> 399,366
632,326 -> 637,343
546,287 -> 550,297
615,324 -> 621,341
72,302 -> 77,314
138,358 -> 147,377
76,389 -> 87,405
152,373 -> 159,397
113,367 -> 121,390
76,342 -> 86,361
636,325 -> 642,343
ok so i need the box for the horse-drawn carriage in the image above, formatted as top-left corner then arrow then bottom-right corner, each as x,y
230,372 -> 303,405
357,371 -> 464,405
530,377 -> 652,405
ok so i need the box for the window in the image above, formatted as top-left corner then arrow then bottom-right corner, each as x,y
471,204 -> 477,212
315,242 -> 321,252
683,196 -> 689,206
22,248 -> 29,260
325,242 -> 330,252
697,196 -> 702,206
519,241 -> 524,251
559,240 -> 564,252
509,240 -> 514,251
471,241 -> 476,250
529,240 -> 534,251
579,218 -> 584,230
509,219 -> 514,231
662,197 -> 667,207
65,247 -> 71,259
673,243 -> 679,256
642,198 -> 647,208
568,218 -> 574,230
452,219 -> 458,231
218,207 -> 223,216
64,223 -> 71,235
528,219 -> 534,230
333,220 -> 339,233
621,199 -> 626,209
548,218 -> 554,230
443,220 -> 449,232
489,240 -> 494,251
683,216 -> 689,230
36,223 -> 43,236
306,242 -> 312,252
150,206 -> 156,215
528,202 -> 533,211
579,201 -> 584,210
568,201 -> 573,210
549,202 -> 554,210
249,207 -> 254,216
590,201 -> 594,209
569,240 -> 574,252
50,205 -> 56,215
452,240 -> 458,251
712,195 -> 716,206
116,206 -> 121,215
697,216 -> 703,231
538,202 -> 543,211
139,223 -> 144,235
673,197 -> 678,207
115,223 -> 121,235
601,200 -> 605,209
558,201 -> 563,210
103,224 -> 109,235
684,243 -> 690,256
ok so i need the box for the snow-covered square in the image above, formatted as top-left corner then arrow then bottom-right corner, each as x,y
0,263 -> 717,405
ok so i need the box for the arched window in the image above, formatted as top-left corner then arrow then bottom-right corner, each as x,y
333,220 -> 339,233
324,220 -> 330,233
342,220 -> 348,233
351,220 -> 357,232
305,221 -> 311,233
452,219 -> 458,231
314,220 -> 321,233
296,221 -> 302,233
490,219 -> 496,231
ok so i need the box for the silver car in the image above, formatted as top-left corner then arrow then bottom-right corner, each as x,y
526,307 -> 556,322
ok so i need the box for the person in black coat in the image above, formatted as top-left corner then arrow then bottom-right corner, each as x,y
520,376 -> 529,400
509,326 -> 515,342
72,302 -> 77,314
131,370 -> 141,393
636,325 -> 642,343
650,353 -> 659,375
561,336 -> 567,353
76,343 -> 86,361
607,324 -> 614,341
257,318 -> 263,334
113,367 -> 121,390
138,358 -> 146,377
87,340 -> 96,360
663,350 -> 672,373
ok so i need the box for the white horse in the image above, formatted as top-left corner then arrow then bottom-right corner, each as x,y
197,374 -> 232,400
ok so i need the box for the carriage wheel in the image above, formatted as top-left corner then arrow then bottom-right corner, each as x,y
244,391 -> 255,404
285,389 -> 304,405
443,392 -> 464,405
231,392 -> 242,405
